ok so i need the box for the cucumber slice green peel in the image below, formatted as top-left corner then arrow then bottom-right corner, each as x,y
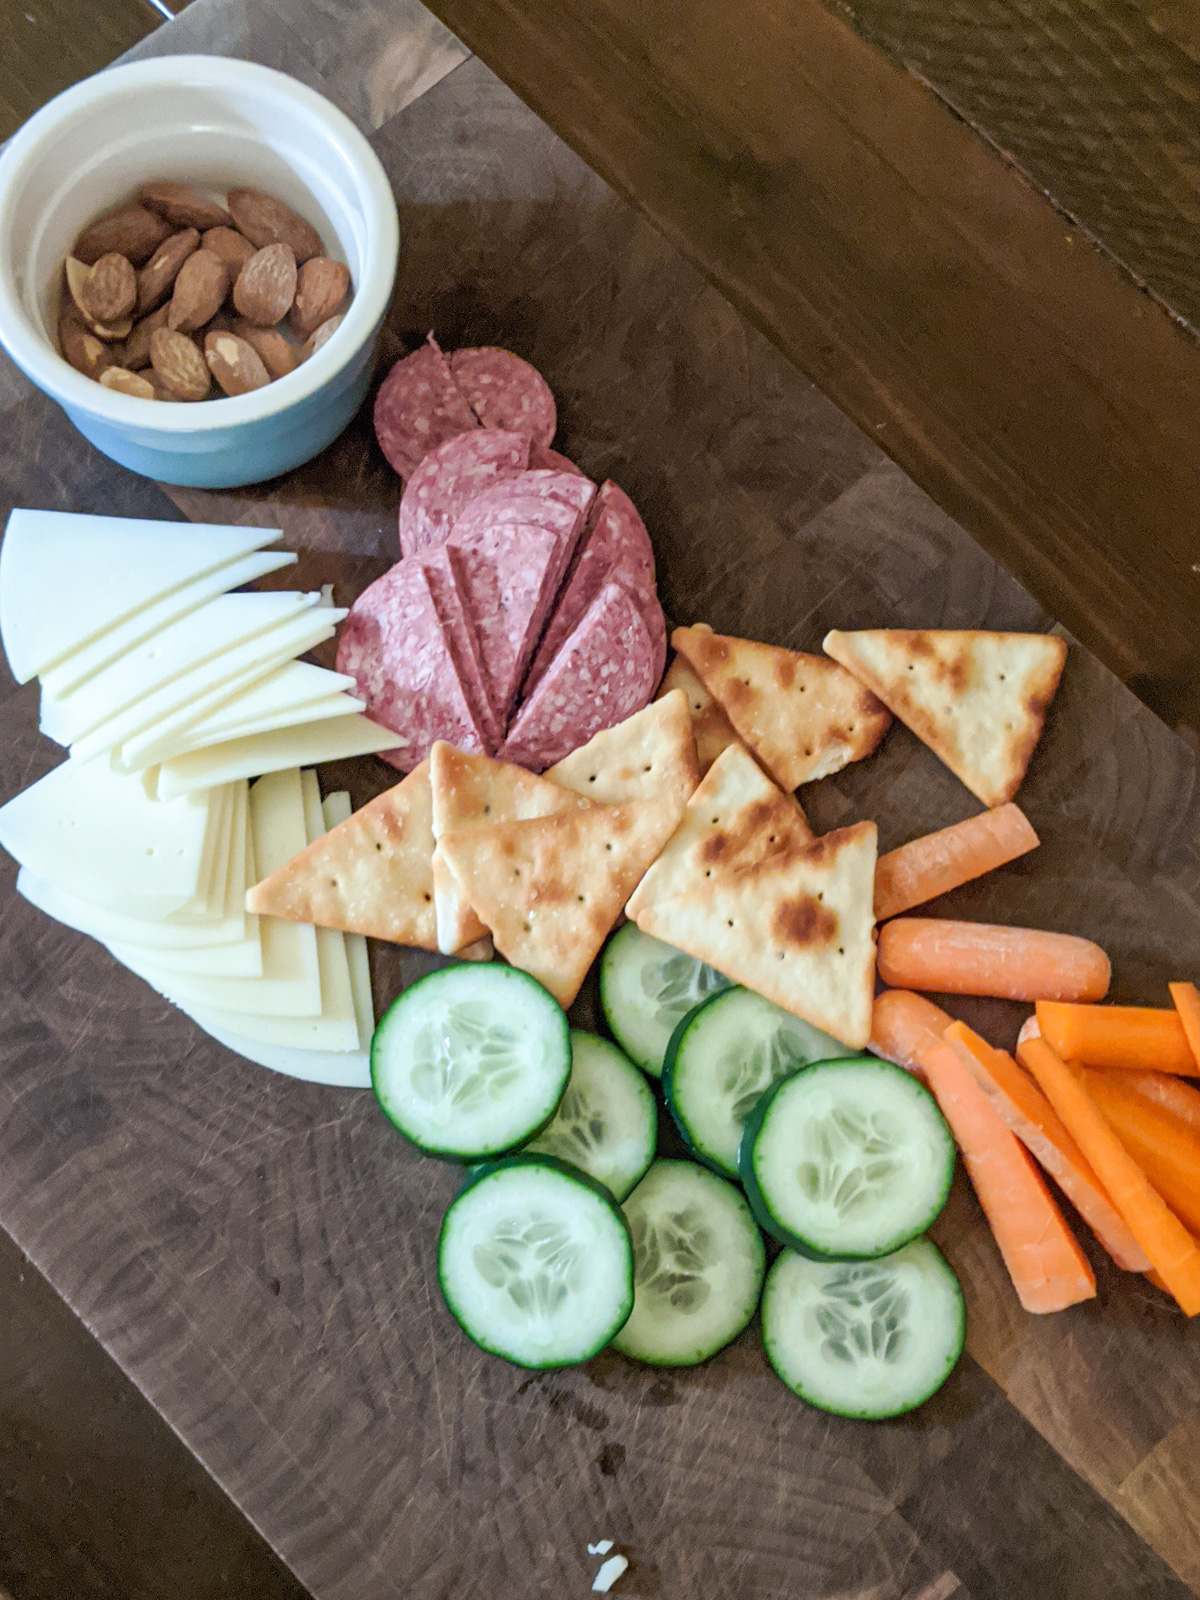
524,1031 -> 657,1201
599,923 -> 731,1076
762,1239 -> 965,1418
739,1058 -> 955,1261
371,964 -> 571,1161
439,1154 -> 634,1368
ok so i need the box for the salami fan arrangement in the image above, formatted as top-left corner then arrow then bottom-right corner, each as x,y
345,337 -> 667,770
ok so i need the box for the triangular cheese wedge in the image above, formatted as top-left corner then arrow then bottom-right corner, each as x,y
438,792 -> 685,1007
627,744 -> 876,1046
545,690 -> 699,807
656,655 -> 739,776
244,759 -> 438,948
428,742 -> 594,955
672,623 -> 891,790
823,629 -> 1067,807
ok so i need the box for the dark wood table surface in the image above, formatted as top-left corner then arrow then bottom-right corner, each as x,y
3,1 -> 1200,1597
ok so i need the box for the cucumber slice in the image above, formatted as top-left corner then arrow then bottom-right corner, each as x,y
612,1160 -> 766,1366
371,964 -> 570,1161
762,1239 -> 965,1418
599,923 -> 730,1076
663,986 -> 847,1178
524,1031 -> 657,1201
740,1059 -> 955,1259
438,1155 -> 634,1367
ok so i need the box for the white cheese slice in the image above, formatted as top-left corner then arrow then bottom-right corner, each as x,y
0,509 -> 282,684
184,780 -> 236,918
179,1010 -> 372,1087
39,549 -> 298,697
323,789 -> 375,1051
153,662 -> 361,761
41,590 -> 323,745
0,758 -> 214,917
155,715 -> 401,800
172,692 -> 364,755
71,609 -> 342,764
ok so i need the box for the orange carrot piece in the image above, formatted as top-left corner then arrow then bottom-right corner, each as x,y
943,1022 -> 1149,1271
869,990 -> 956,1077
1169,982 -> 1200,1071
1035,1002 -> 1198,1076
1082,1069 -> 1200,1238
1093,1067 -> 1200,1137
1017,1036 -> 1200,1316
874,804 -> 1040,921
877,919 -> 1111,1003
917,1039 -> 1096,1313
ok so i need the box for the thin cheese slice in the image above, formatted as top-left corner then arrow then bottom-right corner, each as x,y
323,789 -> 375,1051
0,509 -> 283,684
39,550 -> 299,697
179,1009 -> 372,1087
168,694 -> 363,760
184,781 -> 236,918
168,661 -> 359,749
155,715 -> 401,800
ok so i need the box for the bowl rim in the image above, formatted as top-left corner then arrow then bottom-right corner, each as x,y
0,55 -> 400,434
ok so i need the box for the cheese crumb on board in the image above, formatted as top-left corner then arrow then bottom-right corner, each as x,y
592,1553 -> 628,1592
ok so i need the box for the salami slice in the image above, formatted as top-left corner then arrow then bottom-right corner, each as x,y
420,547 -> 502,751
335,559 -> 489,770
498,582 -> 659,771
449,347 -> 556,446
373,337 -> 480,481
450,470 -> 596,600
447,523 -> 561,722
529,443 -> 586,476
398,429 -> 531,558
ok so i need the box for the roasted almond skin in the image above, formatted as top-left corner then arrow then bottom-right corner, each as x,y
289,257 -> 350,338
121,304 -> 172,370
99,366 -> 157,399
79,252 -> 137,325
73,205 -> 172,267
201,225 -> 257,279
59,309 -> 112,380
232,320 -> 297,380
149,327 -> 210,401
168,249 -> 229,332
205,331 -> 272,396
136,228 -> 200,315
227,189 -> 323,263
301,313 -> 344,361
139,181 -> 232,231
233,243 -> 298,327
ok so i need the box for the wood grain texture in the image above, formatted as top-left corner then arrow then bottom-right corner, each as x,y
2,47 -> 1200,1600
417,0 -> 1200,738
0,0 -> 164,141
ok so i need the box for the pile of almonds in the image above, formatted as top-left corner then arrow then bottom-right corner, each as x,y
58,181 -> 352,402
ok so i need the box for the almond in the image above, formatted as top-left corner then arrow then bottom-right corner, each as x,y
78,252 -> 136,325
205,331 -> 271,396
232,319 -> 297,381
150,327 -> 210,401
122,304 -> 171,370
289,257 -> 350,337
136,228 -> 199,315
73,205 -> 172,267
168,249 -> 229,332
227,189 -> 323,263
301,313 -> 344,361
89,316 -> 134,342
64,257 -> 94,318
58,309 -> 112,380
201,225 -> 257,278
138,181 -> 232,231
233,243 -> 297,327
99,366 -> 157,400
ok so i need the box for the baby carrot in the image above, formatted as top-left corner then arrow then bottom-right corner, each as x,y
917,1039 -> 1096,1313
1169,982 -> 1200,1070
869,989 -> 956,1077
878,919 -> 1111,1002
1091,1067 -> 1200,1137
1082,1069 -> 1200,1238
1035,1002 -> 1198,1076
874,803 -> 1039,921
1018,1036 -> 1200,1316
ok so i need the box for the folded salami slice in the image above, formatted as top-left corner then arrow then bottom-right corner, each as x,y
398,429 -> 532,558
498,582 -> 659,771
420,547 -> 502,751
373,337 -> 479,481
449,470 -> 596,601
335,559 -> 490,770
449,347 -> 556,446
447,523 -> 561,723
529,443 -> 586,477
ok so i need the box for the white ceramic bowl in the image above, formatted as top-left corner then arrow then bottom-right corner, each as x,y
0,56 -> 399,488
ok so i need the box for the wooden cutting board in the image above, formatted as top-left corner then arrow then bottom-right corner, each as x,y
1,52 -> 1198,1600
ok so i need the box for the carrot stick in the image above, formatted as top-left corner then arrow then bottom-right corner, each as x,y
917,1039 -> 1096,1313
1092,1067 -> 1200,1137
1017,1036 -> 1200,1315
874,804 -> 1040,921
869,990 -> 955,1077
1035,1002 -> 1198,1076
943,1022 -> 1149,1271
1082,1069 -> 1200,1237
1169,982 -> 1200,1071
877,919 -> 1111,1002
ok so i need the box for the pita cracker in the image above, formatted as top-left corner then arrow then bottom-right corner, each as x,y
428,741 -> 594,955
673,623 -> 891,791
657,655 -> 739,776
545,689 -> 699,807
245,760 -> 438,948
438,792 -> 685,1007
823,629 -> 1067,807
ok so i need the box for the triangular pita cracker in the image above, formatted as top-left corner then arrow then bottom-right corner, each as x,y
656,655 -> 739,776
823,629 -> 1067,807
429,742 -> 594,955
545,690 -> 699,806
673,623 -> 891,790
245,759 -> 437,948
438,792 -> 685,1007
